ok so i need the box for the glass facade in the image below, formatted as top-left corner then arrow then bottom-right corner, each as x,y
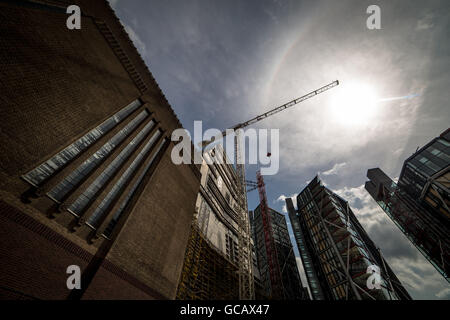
365,130 -> 449,283
398,132 -> 450,221
288,176 -> 411,300
251,205 -> 307,299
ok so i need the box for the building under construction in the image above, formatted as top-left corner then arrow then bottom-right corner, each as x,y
176,146 -> 264,300
250,204 -> 309,299
286,176 -> 411,300
365,129 -> 450,283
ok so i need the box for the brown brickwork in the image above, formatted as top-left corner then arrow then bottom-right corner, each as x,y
0,0 -> 201,299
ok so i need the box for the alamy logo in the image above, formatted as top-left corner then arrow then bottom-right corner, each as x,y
66,5 -> 81,30
171,121 -> 279,175
66,265 -> 81,290
366,264 -> 382,290
366,5 -> 381,30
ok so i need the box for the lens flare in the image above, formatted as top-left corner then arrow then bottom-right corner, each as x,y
330,84 -> 378,126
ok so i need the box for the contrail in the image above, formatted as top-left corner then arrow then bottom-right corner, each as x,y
378,93 -> 420,102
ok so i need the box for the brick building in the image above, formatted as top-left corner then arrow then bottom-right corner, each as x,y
0,0 -> 201,299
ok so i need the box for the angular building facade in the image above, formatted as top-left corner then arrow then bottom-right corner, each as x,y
365,129 -> 449,282
0,0 -> 201,299
176,146 -> 264,299
287,176 -> 411,300
250,204 -> 309,300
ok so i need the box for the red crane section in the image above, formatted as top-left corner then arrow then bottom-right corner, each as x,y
256,170 -> 284,298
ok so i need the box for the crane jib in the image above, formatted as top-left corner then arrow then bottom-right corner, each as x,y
231,80 -> 338,132
202,80 -> 339,147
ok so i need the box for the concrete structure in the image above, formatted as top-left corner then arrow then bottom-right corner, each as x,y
0,0 -> 201,299
287,176 -> 411,300
365,129 -> 450,282
176,146 -> 264,299
250,205 -> 308,299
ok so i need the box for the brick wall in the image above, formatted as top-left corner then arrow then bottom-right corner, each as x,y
0,0 -> 201,299
0,200 -> 167,299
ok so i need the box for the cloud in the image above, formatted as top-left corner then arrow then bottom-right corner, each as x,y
436,288 -> 450,300
332,183 -> 448,299
320,162 -> 347,176
107,0 -> 120,9
276,193 -> 297,213
416,13 -> 434,31
123,24 -> 148,58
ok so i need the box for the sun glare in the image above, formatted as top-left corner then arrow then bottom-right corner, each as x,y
330,84 -> 378,126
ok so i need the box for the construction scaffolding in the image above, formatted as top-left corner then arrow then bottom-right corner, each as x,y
176,143 -> 254,300
176,221 -> 239,300
235,130 -> 255,300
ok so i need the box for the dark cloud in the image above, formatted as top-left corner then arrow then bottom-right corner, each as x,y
367,218 -> 420,261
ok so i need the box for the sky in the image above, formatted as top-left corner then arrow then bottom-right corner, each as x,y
108,0 -> 450,299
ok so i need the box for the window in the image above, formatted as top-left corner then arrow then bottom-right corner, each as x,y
226,234 -> 239,263
68,120 -> 157,216
438,138 -> 450,147
22,99 -> 142,187
423,160 -> 440,172
430,148 -> 441,156
419,156 -> 428,164
48,111 -> 151,202
86,129 -> 163,228
101,138 -> 168,237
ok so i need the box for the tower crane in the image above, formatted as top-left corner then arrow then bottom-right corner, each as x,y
200,80 -> 339,148
201,80 -> 339,300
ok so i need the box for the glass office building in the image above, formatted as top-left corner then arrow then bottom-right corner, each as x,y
250,205 -> 309,300
287,176 -> 411,300
397,129 -> 450,222
365,128 -> 450,282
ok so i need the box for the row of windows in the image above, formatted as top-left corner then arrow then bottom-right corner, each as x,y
103,138 -> 168,238
22,99 -> 168,241
86,129 -> 163,228
398,165 -> 427,198
48,111 -> 150,202
319,247 -> 339,265
332,284 -> 346,300
293,220 -> 325,299
68,119 -> 157,216
198,195 -> 213,233
407,140 -> 449,178
226,234 -> 239,263
23,99 -> 142,187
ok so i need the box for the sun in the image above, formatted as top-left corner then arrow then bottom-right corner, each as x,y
330,84 -> 378,126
